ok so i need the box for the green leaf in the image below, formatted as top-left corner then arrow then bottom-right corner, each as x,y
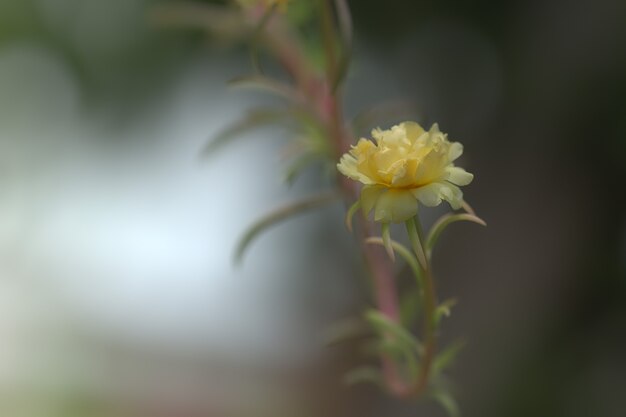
234,191 -> 341,264
345,200 -> 361,232
433,340 -> 466,376
461,199 -> 476,215
405,217 -> 428,271
201,106 -> 323,158
399,285 -> 421,328
322,317 -> 370,347
432,390 -> 461,417
335,0 -> 353,49
362,338 -> 405,358
201,108 -> 290,157
283,152 -> 325,186
151,3 -> 247,40
285,0 -> 318,26
228,75 -> 299,100
364,310 -> 420,353
434,298 -> 458,326
248,4 -> 277,74
426,213 -> 486,255
332,0 -> 353,91
281,125 -> 334,185
365,237 -> 423,289
381,222 -> 395,261
343,366 -> 383,387
361,339 -> 419,383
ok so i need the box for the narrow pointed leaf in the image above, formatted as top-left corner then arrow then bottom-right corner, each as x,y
345,200 -> 361,232
151,3 -> 247,39
461,199 -> 476,215
426,213 -> 486,254
433,340 -> 466,376
376,339 -> 420,379
381,223 -> 395,261
235,191 -> 341,264
366,339 -> 420,381
343,366 -> 383,387
362,338 -> 405,359
283,152 -> 323,186
405,217 -> 428,270
248,4 -> 277,74
365,237 -> 423,288
201,108 -> 289,157
228,75 -> 299,100
322,317 -> 370,346
365,310 -> 420,352
332,0 -> 353,91
434,298 -> 458,325
365,310 -> 422,380
432,391 -> 461,417
399,285 -> 422,328
335,0 -> 353,49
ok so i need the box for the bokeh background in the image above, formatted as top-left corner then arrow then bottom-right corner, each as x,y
1,0 -> 625,416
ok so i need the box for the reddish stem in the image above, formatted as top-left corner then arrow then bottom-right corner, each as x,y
252,3 -> 412,396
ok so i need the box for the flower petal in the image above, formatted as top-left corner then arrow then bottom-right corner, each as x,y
448,142 -> 463,162
337,155 -> 375,185
439,183 -> 463,209
412,183 -> 444,207
445,166 -> 474,186
412,182 -> 464,210
413,147 -> 447,185
401,121 -> 425,142
360,185 -> 385,216
374,189 -> 418,223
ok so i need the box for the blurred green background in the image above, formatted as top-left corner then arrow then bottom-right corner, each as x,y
0,0 -> 625,416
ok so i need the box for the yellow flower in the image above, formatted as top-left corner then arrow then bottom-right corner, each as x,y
338,122 -> 474,223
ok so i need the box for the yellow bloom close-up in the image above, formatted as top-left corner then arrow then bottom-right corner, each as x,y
338,122 -> 474,223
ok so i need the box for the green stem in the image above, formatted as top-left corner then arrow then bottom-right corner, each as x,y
330,0 -> 352,92
405,216 -> 437,397
406,217 -> 428,270
320,0 -> 338,86
319,1 -> 409,395
244,0 -> 410,398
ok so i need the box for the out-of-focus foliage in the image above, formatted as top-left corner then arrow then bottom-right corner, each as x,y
1,0 -> 625,416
